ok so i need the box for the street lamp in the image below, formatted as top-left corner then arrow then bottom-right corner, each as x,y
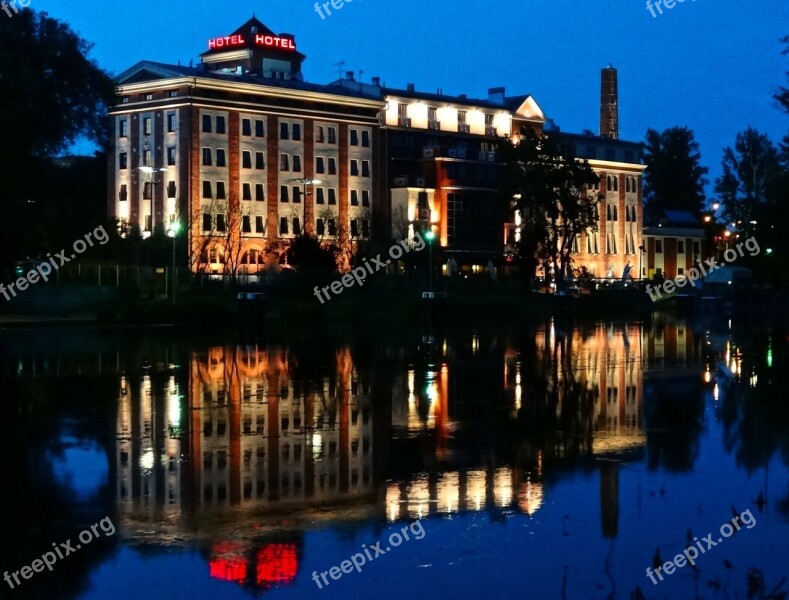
139,166 -> 168,238
167,220 -> 181,305
293,178 -> 321,234
424,229 -> 436,293
638,244 -> 645,284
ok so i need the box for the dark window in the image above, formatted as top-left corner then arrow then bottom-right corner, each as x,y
216,116 -> 226,134
280,122 -> 289,140
328,158 -> 336,174
280,186 -> 288,202
242,151 -> 252,169
316,188 -> 325,204
280,217 -> 288,234
142,150 -> 151,167
362,220 -> 370,237
255,184 -> 265,201
167,113 -> 176,133
255,216 -> 264,232
143,117 -> 152,136
242,215 -> 251,233
350,130 -> 359,146
362,160 -> 370,177
293,217 -> 301,233
255,152 -> 265,169
316,157 -> 325,174
316,126 -> 325,143
361,130 -> 370,147
242,119 -> 252,136
316,219 -> 325,235
328,219 -> 336,235
119,152 -> 128,169
243,183 -> 252,201
202,214 -> 211,231
255,120 -> 265,137
202,148 -> 212,166
167,147 -> 176,165
677,241 -> 685,253
119,184 -> 127,201
350,219 -> 359,237
328,127 -> 336,144
362,190 -> 370,207
167,181 -> 176,198
292,155 -> 301,172
202,181 -> 212,198
350,160 -> 359,176
446,193 -> 498,247
280,154 -> 289,171
216,214 -> 226,232
216,149 -> 226,167
216,182 -> 226,199
350,190 -> 359,206
328,188 -> 336,205
119,119 -> 127,137
202,114 -> 212,133
143,182 -> 151,199
655,240 -> 663,253
292,123 -> 301,141
292,186 -> 301,203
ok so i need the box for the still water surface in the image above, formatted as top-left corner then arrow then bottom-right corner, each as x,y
1,315 -> 788,599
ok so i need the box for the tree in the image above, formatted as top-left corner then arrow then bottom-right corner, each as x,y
714,127 -> 782,238
500,128 -> 600,285
642,127 -> 708,221
0,9 -> 114,264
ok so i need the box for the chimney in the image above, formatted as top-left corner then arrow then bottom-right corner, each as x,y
372,76 -> 381,87
488,86 -> 506,105
407,83 -> 415,92
346,71 -> 355,81
600,66 -> 619,139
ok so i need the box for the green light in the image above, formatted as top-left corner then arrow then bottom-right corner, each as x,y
425,230 -> 435,241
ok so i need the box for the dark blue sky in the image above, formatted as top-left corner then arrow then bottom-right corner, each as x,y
39,0 -> 788,194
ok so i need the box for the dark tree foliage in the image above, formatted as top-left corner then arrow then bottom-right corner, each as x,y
286,233 -> 338,273
643,126 -> 709,221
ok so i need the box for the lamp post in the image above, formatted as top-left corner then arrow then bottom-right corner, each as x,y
293,178 -> 321,234
167,221 -> 181,305
638,244 -> 645,286
425,229 -> 436,293
139,166 -> 168,238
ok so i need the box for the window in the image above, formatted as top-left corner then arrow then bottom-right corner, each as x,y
280,217 -> 288,234
350,160 -> 359,176
362,220 -> 370,238
119,119 -> 127,137
280,122 -> 289,140
119,184 -> 128,202
428,107 -> 437,121
677,241 -> 685,253
167,147 -> 176,166
362,190 -> 370,207
361,130 -> 370,147
202,148 -> 212,166
328,189 -> 336,205
119,152 -> 128,169
350,190 -> 359,206
280,154 -> 289,171
328,127 -> 336,144
255,184 -> 265,201
398,103 -> 407,116
168,90 -> 177,98
361,160 -> 370,177
328,219 -> 337,236
216,149 -> 226,167
607,204 -> 618,221
328,158 -> 336,174
316,157 -> 325,174
202,115 -> 212,133
242,151 -> 252,169
143,117 -> 152,136
292,123 -> 301,141
293,217 -> 301,233
216,116 -> 226,134
587,232 -> 600,254
316,126 -> 325,143
142,149 -> 152,167
485,113 -> 494,126
350,129 -> 359,146
606,233 -> 617,254
167,113 -> 176,133
242,216 -> 251,233
143,182 -> 152,199
458,110 -> 467,123
144,215 -> 152,232
292,155 -> 301,172
167,181 -> 176,198
605,148 -> 616,161
203,181 -> 212,198
292,186 -> 301,203
121,96 -> 129,104
255,216 -> 265,233
316,188 -> 325,204
280,186 -> 288,202
350,219 -> 359,237
243,183 -> 252,201
216,214 -> 226,232
242,119 -> 252,136
655,240 -> 663,253
216,181 -> 226,199
202,214 -> 212,231
255,152 -> 265,170
255,120 -> 264,137
316,219 -> 325,236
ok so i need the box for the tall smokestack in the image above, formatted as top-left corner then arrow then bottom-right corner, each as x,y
600,66 -> 619,139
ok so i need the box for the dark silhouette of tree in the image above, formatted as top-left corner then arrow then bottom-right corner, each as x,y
643,127 -> 709,221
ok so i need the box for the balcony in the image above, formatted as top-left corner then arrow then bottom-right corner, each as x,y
428,120 -> 441,131
485,126 -> 497,137
458,123 -> 470,134
398,116 -> 411,128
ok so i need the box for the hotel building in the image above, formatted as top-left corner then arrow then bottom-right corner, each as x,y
108,17 -> 645,279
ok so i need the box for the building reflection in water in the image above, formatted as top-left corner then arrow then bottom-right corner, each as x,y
109,319 -> 697,592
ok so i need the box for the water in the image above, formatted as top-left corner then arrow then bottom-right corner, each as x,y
1,315 -> 787,599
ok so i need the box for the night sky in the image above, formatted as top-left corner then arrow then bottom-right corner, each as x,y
37,0 -> 788,192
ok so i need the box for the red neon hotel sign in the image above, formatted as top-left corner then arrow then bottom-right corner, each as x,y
207,34 -> 296,51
